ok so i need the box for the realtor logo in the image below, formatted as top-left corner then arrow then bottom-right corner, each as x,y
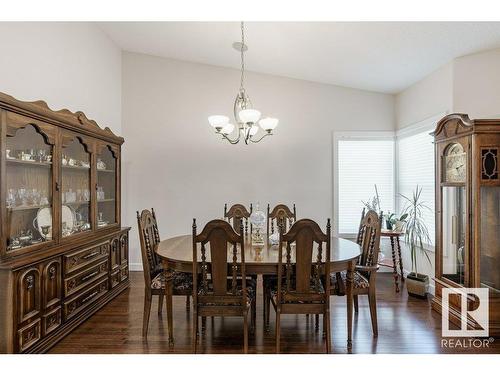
442,287 -> 489,337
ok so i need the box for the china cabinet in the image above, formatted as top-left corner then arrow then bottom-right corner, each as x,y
0,92 -> 130,353
431,113 -> 500,336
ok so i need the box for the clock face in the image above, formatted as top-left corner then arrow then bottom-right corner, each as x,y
444,143 -> 466,183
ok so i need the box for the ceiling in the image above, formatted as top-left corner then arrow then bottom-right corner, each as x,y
99,22 -> 500,94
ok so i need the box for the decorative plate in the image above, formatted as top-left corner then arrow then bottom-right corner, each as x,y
35,207 -> 52,239
62,205 -> 76,232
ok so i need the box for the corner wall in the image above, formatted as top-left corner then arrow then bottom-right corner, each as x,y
0,22 -> 122,134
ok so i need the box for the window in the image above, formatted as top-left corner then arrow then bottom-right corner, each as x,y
335,135 -> 395,235
396,127 -> 436,246
334,118 -> 438,245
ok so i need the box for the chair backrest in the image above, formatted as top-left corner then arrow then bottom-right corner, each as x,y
192,219 -> 247,305
356,208 -> 367,245
267,203 -> 296,235
224,203 -> 252,235
358,210 -> 383,270
137,208 -> 162,287
277,218 -> 330,303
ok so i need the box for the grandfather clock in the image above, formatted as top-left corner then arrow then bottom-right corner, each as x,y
431,113 -> 500,336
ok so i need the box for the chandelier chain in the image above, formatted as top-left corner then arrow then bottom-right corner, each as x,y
240,21 -> 245,91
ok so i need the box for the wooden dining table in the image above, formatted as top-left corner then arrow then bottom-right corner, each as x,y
155,235 -> 361,351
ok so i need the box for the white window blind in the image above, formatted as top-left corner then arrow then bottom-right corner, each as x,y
337,139 -> 394,234
397,129 -> 435,246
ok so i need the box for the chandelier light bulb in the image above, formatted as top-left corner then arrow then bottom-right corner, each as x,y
221,123 -> 235,135
208,115 -> 229,132
259,117 -> 279,132
239,109 -> 261,124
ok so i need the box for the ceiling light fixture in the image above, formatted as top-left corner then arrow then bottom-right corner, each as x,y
208,22 -> 279,145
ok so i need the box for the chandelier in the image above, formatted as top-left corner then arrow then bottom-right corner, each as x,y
208,22 -> 279,144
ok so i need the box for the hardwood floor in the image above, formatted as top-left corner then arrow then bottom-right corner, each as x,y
50,272 -> 500,354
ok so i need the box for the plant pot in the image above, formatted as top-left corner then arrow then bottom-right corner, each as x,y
394,220 -> 404,232
406,272 -> 429,298
385,220 -> 393,230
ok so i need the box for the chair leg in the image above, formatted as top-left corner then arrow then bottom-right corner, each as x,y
186,295 -> 190,311
158,293 -> 164,315
192,313 -> 198,354
368,289 -> 378,337
353,295 -> 359,313
166,286 -> 174,344
265,290 -> 271,330
251,298 -> 256,333
201,316 -> 207,334
315,314 -> 319,331
325,309 -> 331,354
142,289 -> 152,337
275,308 -> 281,353
243,311 -> 249,354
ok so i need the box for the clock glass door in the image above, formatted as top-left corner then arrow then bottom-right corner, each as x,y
441,186 -> 467,285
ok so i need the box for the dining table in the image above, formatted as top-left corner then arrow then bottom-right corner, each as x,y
155,234 -> 362,351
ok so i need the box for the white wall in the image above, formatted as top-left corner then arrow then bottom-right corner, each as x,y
122,52 -> 395,268
395,62 -> 453,130
453,48 -> 500,118
0,22 -> 122,134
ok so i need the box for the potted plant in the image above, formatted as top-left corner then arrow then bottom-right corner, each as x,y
393,213 -> 408,231
383,212 -> 407,230
362,184 -> 382,213
385,212 -> 395,230
400,185 -> 432,298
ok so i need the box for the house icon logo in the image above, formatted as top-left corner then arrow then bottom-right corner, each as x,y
442,287 -> 489,337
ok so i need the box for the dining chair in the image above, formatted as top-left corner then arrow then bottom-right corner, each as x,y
137,208 -> 193,338
224,203 -> 253,235
266,203 -> 296,235
264,203 -> 297,325
268,218 -> 331,353
191,219 -> 256,353
329,209 -> 382,336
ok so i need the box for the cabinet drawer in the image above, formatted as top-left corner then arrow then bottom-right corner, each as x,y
64,259 -> 109,297
64,242 -> 109,275
42,307 -> 61,336
63,276 -> 109,321
18,319 -> 41,352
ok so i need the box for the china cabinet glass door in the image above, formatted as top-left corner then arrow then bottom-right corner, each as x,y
60,136 -> 92,237
96,144 -> 117,228
5,125 -> 54,251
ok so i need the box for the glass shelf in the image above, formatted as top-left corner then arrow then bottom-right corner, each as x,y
96,146 -> 117,227
61,137 -> 92,238
5,125 -> 54,251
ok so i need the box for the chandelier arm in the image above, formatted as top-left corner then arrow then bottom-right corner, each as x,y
248,132 -> 272,143
221,130 -> 242,144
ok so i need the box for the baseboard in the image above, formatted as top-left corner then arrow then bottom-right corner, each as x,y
129,262 -> 143,271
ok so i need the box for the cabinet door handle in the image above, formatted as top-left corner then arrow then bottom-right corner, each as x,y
81,270 -> 99,282
82,291 -> 99,304
55,182 -> 60,191
82,251 -> 100,260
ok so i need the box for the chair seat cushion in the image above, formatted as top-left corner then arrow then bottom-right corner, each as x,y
269,278 -> 325,303
330,270 -> 369,295
151,270 -> 193,293
197,278 -> 256,306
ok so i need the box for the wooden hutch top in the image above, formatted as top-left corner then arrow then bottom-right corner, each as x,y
432,113 -> 500,142
0,91 -> 124,145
